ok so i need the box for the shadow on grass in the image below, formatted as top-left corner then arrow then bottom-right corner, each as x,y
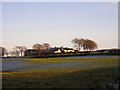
2,66 -> 119,89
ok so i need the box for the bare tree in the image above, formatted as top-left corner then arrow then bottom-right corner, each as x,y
33,43 -> 44,50
83,39 -> 98,51
5,50 -> 9,57
33,43 -> 51,50
32,43 -> 51,55
15,46 -> 27,56
72,38 -> 98,51
72,38 -> 84,50
43,43 -> 51,50
14,49 -> 20,56
0,47 -> 7,57
9,51 -> 16,56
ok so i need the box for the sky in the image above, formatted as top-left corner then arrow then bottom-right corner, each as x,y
1,2 -> 118,51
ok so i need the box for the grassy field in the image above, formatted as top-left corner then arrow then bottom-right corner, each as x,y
2,57 -> 119,88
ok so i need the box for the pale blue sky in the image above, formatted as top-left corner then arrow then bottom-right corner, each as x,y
2,2 -> 118,50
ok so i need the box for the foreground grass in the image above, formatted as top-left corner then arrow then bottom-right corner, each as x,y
2,57 -> 119,88
2,67 -> 119,88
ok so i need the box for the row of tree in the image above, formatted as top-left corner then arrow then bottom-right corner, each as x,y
0,38 -> 98,57
0,43 -> 51,57
0,46 -> 27,57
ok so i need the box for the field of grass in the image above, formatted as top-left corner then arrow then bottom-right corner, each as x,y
2,57 -> 119,88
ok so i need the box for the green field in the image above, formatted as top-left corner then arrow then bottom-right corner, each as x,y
2,57 -> 119,88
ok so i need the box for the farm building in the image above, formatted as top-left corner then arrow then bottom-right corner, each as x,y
24,47 -> 75,56
24,49 -> 39,56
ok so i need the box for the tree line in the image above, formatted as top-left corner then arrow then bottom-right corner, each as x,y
0,38 -> 98,57
0,46 -> 27,57
0,43 -> 51,57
